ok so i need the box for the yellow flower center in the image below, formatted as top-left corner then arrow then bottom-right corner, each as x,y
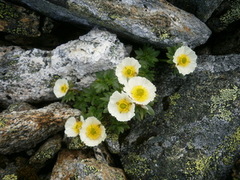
86,124 -> 102,140
60,84 -> 69,93
131,85 -> 149,102
177,54 -> 190,67
122,66 -> 137,78
116,99 -> 132,113
72,121 -> 83,134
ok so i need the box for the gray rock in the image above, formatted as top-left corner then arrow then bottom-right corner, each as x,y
17,0 -> 211,48
166,0 -> 224,22
0,28 -> 127,108
0,102 -> 81,154
120,54 -> 240,179
50,149 -> 127,180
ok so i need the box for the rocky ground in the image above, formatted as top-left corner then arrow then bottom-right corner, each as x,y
0,0 -> 240,179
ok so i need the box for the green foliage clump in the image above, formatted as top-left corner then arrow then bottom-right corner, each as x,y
135,45 -> 160,81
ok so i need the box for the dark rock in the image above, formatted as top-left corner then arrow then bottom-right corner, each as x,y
0,0 -> 40,37
166,0 -> 224,22
0,102 -> 81,154
207,0 -> 240,32
29,135 -> 62,170
120,54 -> 240,179
16,0 -> 211,48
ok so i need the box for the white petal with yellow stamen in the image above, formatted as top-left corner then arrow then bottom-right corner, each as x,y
124,77 -> 156,105
53,78 -> 69,98
80,116 -> 106,147
108,91 -> 135,121
115,57 -> 141,85
64,116 -> 83,137
173,46 -> 197,76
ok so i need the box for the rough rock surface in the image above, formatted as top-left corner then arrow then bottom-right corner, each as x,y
120,54 -> 240,179
29,135 -> 62,170
166,0 -> 224,22
0,28 -> 127,108
207,0 -> 240,32
17,0 -> 211,48
0,0 -> 40,37
0,102 -> 80,154
50,149 -> 127,180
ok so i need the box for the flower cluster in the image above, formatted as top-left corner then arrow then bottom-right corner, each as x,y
64,116 -> 106,147
53,78 -> 107,147
108,57 -> 156,122
52,45 -> 197,147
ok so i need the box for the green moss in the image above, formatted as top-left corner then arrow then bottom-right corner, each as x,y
124,153 -> 151,179
2,174 -> 18,180
210,86 -> 239,121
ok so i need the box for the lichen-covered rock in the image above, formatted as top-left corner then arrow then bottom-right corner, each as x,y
120,54 -> 240,179
0,0 -> 40,36
166,0 -> 224,22
0,28 -> 127,108
29,135 -> 62,170
0,102 -> 80,154
17,0 -> 211,48
207,0 -> 240,32
50,149 -> 127,180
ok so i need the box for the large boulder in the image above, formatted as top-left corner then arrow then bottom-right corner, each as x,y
120,54 -> 240,179
0,28 -> 127,108
16,0 -> 211,48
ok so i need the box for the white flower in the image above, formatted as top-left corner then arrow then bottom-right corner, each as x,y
124,77 -> 156,105
115,57 -> 141,85
80,116 -> 106,147
173,46 -> 197,75
53,78 -> 69,98
108,91 -> 135,121
64,116 -> 84,137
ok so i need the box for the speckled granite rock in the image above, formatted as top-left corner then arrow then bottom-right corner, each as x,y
50,149 -> 126,180
120,54 -> 240,179
0,102 -> 80,154
0,28 -> 127,108
17,0 -> 211,48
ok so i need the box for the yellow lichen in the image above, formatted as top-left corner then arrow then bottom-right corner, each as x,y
169,93 -> 181,106
124,153 -> 151,178
2,174 -> 18,180
210,86 -> 239,121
